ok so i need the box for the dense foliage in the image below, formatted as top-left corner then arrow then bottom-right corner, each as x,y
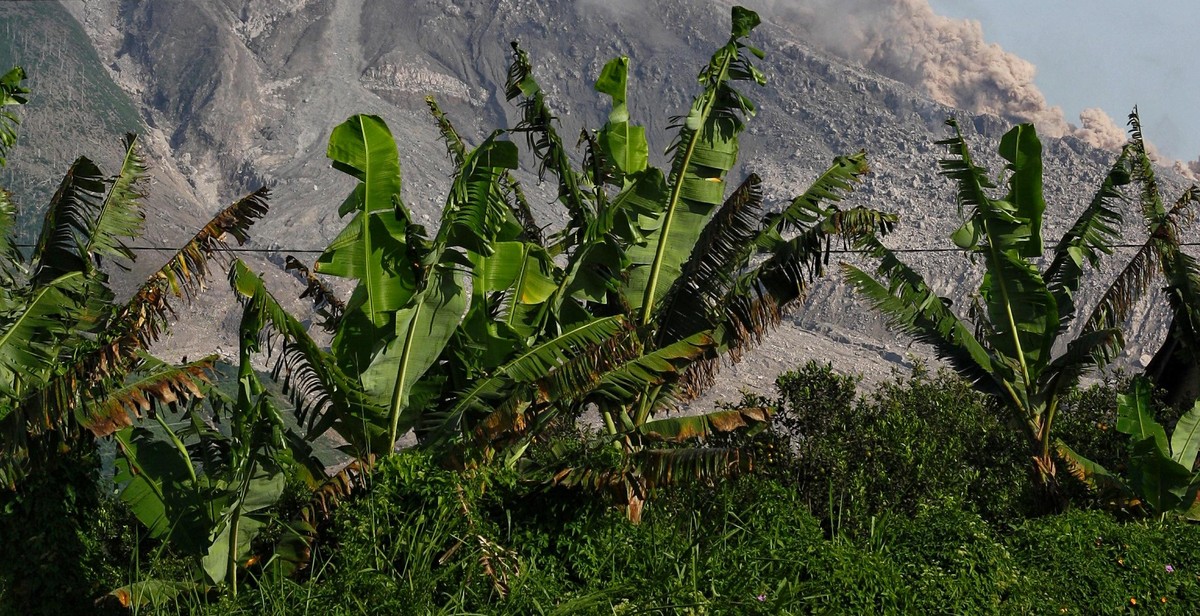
3,4 -> 1200,614
106,369 -> 1200,615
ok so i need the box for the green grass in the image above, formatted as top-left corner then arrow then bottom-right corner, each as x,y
162,466 -> 1200,615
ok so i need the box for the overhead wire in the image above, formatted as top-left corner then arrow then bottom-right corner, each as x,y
9,242 -> 1200,256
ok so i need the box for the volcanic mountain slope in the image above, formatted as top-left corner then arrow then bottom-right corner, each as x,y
7,0 -> 1187,395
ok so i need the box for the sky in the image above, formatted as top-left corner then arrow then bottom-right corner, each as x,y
927,0 -> 1200,163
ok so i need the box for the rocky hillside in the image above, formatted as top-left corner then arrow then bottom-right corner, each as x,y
2,0 -> 1188,398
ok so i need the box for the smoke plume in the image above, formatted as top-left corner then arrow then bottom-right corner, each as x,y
1074,107 -> 1128,152
763,0 -> 1130,152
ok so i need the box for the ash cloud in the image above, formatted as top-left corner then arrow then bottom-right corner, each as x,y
759,0 -> 1133,153
1074,107 -> 1128,152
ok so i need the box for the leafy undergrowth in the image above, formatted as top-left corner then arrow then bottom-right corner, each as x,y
178,467 -> 1200,615
6,367 -> 1200,615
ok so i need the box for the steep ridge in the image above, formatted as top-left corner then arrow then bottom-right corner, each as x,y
8,0 -> 1188,394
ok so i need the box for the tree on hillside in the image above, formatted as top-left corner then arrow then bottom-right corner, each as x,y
844,113 -> 1200,501
0,65 -> 271,487
233,6 -> 894,522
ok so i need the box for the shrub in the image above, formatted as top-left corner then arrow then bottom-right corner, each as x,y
764,361 -> 1031,528
1054,375 -> 1197,513
0,442 -> 133,616
1054,376 -> 1129,478
1008,510 -> 1200,613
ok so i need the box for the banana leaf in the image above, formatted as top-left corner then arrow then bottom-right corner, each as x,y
624,7 -> 765,322
637,406 -> 770,442
317,114 -> 416,331
594,56 -> 648,183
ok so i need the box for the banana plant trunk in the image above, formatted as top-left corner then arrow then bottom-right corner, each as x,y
1030,418 -> 1066,512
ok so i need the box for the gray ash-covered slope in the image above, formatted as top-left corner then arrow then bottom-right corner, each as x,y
35,0 -> 1186,394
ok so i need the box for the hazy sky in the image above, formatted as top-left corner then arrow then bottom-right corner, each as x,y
928,0 -> 1200,162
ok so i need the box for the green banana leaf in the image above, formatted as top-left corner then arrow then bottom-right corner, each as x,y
624,7 -> 765,322
31,156 -> 107,285
842,237 -> 996,388
363,265 -> 467,445
1128,437 -> 1195,514
472,240 -> 557,341
438,135 -> 522,255
81,133 -> 148,266
317,114 -> 416,330
0,271 -> 93,402
428,315 -> 627,444
594,56 -> 649,183
755,152 -> 870,249
0,66 -> 28,167
1116,377 -> 1169,453
200,460 -> 286,585
505,43 -> 591,239
561,168 -> 664,306
653,174 -> 763,346
114,425 -> 210,553
1062,376 -> 1200,516
996,124 -> 1047,257
1170,400 -> 1200,470
590,331 -> 716,407
0,189 -> 22,284
1044,145 -> 1132,323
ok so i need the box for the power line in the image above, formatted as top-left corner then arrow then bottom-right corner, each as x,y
11,243 -> 324,254
8,242 -> 1200,256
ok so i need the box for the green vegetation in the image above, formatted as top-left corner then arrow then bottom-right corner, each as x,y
4,5 -> 1200,614
844,116 -> 1200,502
66,372 -> 1200,615
1060,375 -> 1200,518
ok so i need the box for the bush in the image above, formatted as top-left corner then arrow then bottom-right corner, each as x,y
0,438 -> 133,616
1055,377 -> 1129,477
763,361 -> 1031,528
1008,510 -> 1200,613
1053,375 -> 1193,512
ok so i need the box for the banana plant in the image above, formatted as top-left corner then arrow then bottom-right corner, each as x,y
417,7 -> 893,512
1058,376 -> 1200,519
281,115 -> 524,456
111,353 -> 300,594
0,92 -> 271,487
844,114 -> 1199,495
252,7 -> 890,522
1127,113 -> 1200,409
